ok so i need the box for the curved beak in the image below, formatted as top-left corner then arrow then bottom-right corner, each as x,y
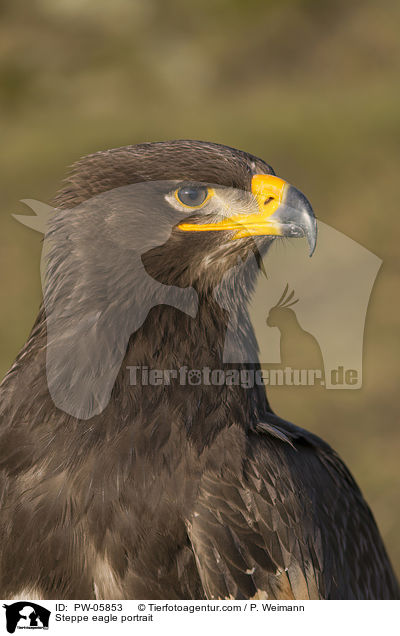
179,174 -> 317,256
251,175 -> 317,257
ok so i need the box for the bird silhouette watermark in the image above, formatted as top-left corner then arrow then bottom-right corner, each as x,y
266,284 -> 323,368
12,185 -> 380,417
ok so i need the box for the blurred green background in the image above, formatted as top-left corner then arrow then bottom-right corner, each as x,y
0,0 -> 399,578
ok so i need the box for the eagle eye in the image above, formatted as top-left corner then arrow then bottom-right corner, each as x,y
175,186 -> 210,208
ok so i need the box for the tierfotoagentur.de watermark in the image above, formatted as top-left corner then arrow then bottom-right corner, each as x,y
126,365 -> 358,388
12,181 -> 380,419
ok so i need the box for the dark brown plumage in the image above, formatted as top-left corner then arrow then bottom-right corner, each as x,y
0,140 -> 398,599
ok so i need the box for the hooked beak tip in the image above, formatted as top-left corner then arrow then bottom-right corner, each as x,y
276,184 -> 318,257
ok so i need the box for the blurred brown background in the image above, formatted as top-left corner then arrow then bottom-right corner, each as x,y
0,0 -> 399,578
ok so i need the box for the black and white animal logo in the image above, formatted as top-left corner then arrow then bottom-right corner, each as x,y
3,602 -> 50,634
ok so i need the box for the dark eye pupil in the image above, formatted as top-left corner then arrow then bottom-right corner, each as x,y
177,186 -> 208,206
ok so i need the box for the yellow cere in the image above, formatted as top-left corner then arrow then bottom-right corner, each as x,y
178,174 -> 288,239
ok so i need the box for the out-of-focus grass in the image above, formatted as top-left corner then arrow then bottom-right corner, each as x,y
0,0 -> 399,577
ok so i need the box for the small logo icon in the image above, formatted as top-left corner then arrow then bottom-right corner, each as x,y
2,602 -> 50,634
266,284 -> 324,372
